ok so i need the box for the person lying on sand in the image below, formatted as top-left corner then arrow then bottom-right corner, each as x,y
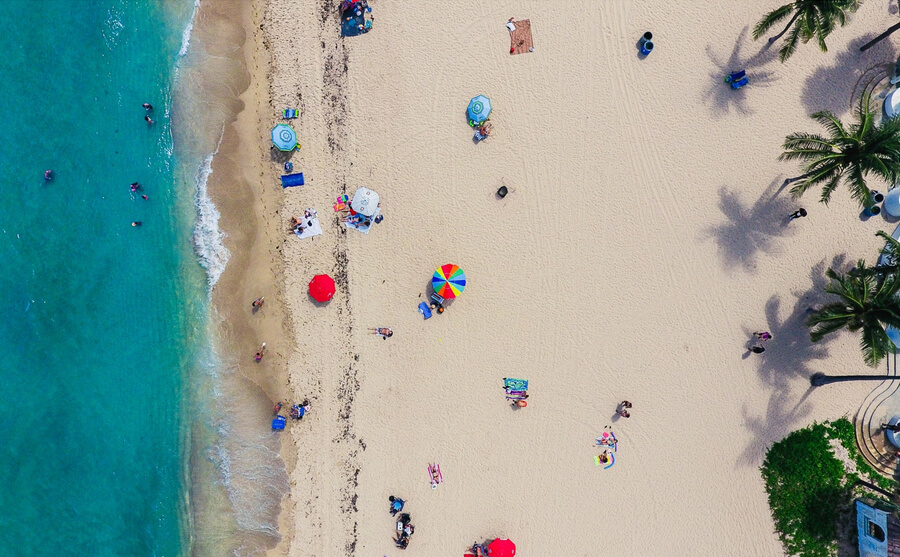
369,327 -> 393,339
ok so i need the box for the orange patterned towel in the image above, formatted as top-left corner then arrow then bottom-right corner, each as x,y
509,19 -> 533,55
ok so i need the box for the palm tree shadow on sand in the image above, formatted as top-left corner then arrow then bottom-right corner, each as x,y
735,256 -> 849,468
801,33 -> 897,117
704,178 -> 796,272
703,27 -> 779,117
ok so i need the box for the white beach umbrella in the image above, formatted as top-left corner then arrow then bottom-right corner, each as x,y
351,187 -> 380,216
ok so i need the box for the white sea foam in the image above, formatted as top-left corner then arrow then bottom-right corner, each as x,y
179,0 -> 201,58
192,137 -> 230,293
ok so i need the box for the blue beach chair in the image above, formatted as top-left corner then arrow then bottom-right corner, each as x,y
725,70 -> 746,83
418,302 -> 432,319
731,76 -> 749,90
282,108 -> 297,119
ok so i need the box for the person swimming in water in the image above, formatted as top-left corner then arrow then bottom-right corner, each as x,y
145,115 -> 154,125
132,221 -> 142,227
43,170 -> 53,181
130,182 -> 141,192
142,103 -> 153,111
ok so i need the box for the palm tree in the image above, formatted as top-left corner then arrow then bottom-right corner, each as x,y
753,0 -> 860,62
807,260 -> 900,367
859,17 -> 900,52
780,95 -> 900,209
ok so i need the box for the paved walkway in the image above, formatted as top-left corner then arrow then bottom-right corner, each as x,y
854,355 -> 900,479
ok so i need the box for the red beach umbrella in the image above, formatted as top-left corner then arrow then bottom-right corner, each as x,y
487,538 -> 516,557
309,274 -> 335,302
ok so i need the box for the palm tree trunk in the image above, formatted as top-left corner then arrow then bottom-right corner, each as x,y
860,21 -> 900,52
811,372 -> 897,386
769,12 -> 801,44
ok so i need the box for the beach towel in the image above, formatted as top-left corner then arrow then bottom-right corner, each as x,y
281,172 -> 305,188
343,206 -> 380,234
509,19 -> 533,55
504,378 -> 528,391
294,210 -> 323,240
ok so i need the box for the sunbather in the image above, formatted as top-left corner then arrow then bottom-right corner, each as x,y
369,327 -> 393,339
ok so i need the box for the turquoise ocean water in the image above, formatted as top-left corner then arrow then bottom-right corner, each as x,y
0,1 -> 208,554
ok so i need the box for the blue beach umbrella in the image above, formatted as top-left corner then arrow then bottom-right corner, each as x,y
467,95 -> 492,126
271,124 -> 297,151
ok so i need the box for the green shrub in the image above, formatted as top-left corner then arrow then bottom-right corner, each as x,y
761,418 -> 897,557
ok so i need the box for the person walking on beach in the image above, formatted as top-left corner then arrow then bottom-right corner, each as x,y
254,342 -> 266,362
754,331 -> 772,341
369,327 -> 392,339
789,208 -> 807,220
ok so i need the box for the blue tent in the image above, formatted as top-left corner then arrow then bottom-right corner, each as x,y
467,95 -> 492,126
271,124 -> 297,151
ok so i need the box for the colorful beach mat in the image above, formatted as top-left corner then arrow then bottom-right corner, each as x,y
504,378 -> 528,391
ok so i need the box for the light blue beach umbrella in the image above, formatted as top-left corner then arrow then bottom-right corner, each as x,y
271,124 -> 297,151
467,95 -> 492,126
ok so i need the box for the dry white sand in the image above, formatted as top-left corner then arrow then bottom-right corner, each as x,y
207,0 -> 900,554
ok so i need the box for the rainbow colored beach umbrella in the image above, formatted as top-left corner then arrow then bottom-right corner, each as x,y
432,264 -> 466,299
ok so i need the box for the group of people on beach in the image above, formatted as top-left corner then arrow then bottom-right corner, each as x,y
749,331 -> 772,354
273,400 -> 310,420
387,496 -> 415,549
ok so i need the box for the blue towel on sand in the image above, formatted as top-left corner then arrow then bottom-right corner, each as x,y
281,172 -> 304,188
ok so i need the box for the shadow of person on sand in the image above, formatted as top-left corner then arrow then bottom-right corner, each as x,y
735,256 -> 849,467
801,33 -> 897,117
702,27 -> 779,117
705,178 -> 796,272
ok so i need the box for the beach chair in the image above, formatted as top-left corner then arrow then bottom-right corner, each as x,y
725,70 -> 746,83
282,108 -> 298,119
430,292 -> 445,307
731,77 -> 749,90
418,302 -> 432,319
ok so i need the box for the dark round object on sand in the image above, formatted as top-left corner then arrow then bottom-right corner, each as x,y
869,205 -> 882,216
497,185 -> 508,198
642,31 -> 653,42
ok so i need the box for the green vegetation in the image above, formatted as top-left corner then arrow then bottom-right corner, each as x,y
781,94 -> 900,209
762,419 -> 896,557
806,260 -> 900,367
753,0 -> 860,62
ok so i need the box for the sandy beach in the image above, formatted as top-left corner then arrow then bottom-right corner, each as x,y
198,0 -> 900,554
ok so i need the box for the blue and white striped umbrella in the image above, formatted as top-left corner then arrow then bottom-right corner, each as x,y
271,124 -> 297,151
